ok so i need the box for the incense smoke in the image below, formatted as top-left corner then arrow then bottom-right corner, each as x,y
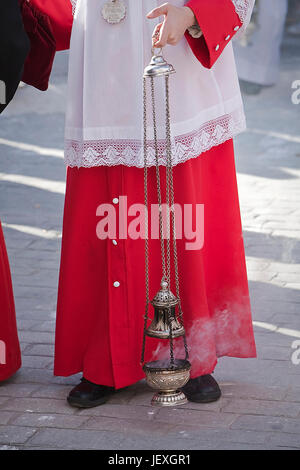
150,300 -> 256,375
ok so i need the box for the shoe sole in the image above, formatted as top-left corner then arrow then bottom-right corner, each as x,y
67,396 -> 110,408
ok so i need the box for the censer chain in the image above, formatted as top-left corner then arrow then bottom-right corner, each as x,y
141,73 -> 189,365
141,77 -> 150,365
164,75 -> 174,365
165,75 -> 189,361
150,76 -> 167,281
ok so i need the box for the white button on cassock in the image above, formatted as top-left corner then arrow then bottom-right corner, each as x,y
225,35 -> 230,41
234,26 -> 240,31
113,281 -> 120,287
112,198 -> 119,204
215,44 -> 220,51
112,240 -> 118,246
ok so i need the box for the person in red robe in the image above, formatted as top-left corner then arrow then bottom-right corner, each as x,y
0,0 -> 28,381
26,0 -> 73,51
49,0 -> 257,407
0,222 -> 21,382
0,0 -> 30,114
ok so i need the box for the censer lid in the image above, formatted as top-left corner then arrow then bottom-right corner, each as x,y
144,48 -> 176,78
151,280 -> 178,308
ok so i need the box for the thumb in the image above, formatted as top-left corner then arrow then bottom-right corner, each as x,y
147,3 -> 169,19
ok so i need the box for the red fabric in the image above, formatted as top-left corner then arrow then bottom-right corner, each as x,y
185,0 -> 242,68
54,141 -> 256,389
0,222 -> 21,382
19,0 -> 56,91
29,0 -> 73,51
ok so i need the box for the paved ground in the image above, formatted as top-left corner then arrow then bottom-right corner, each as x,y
0,33 -> 299,450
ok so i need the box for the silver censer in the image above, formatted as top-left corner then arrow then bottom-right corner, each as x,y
141,49 -> 191,407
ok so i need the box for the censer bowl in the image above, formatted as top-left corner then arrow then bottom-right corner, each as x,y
143,359 -> 191,407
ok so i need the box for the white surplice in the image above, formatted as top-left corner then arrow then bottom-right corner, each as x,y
65,0 -> 254,168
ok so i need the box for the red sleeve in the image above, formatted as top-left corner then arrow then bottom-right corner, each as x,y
29,0 -> 73,51
184,0 -> 242,69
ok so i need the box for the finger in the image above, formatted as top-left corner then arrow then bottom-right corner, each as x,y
154,20 -> 169,48
152,23 -> 162,46
152,22 -> 162,37
147,3 -> 169,19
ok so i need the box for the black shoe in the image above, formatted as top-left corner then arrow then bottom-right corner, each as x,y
67,377 -> 115,408
181,374 -> 221,403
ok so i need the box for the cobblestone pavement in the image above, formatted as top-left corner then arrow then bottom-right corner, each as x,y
0,34 -> 299,450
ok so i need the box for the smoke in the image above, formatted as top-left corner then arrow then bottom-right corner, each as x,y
213,299 -> 256,358
151,318 -> 216,375
150,299 -> 256,374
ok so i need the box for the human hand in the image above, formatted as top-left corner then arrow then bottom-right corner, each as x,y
147,2 -> 196,48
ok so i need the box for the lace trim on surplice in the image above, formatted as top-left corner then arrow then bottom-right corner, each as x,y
64,110 -> 246,168
231,0 -> 253,25
70,0 -> 77,15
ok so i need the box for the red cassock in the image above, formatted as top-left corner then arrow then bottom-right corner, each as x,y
0,222 -> 21,382
28,0 -> 73,51
54,0 -> 256,388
